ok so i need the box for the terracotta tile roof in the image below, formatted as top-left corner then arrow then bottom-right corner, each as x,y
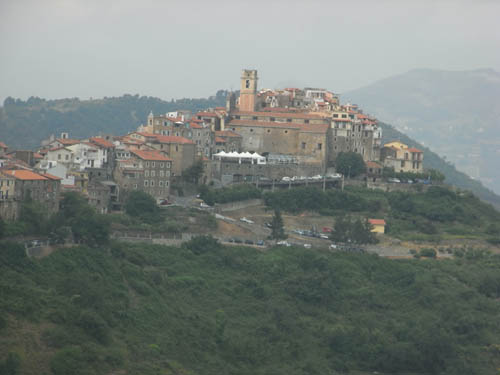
228,119 -> 300,130
333,118 -> 352,122
215,130 -> 242,138
33,153 -> 44,159
196,112 -> 218,117
131,150 -> 172,161
0,142 -> 7,148
134,132 -> 157,138
153,135 -> 195,145
215,137 -> 226,143
89,137 -> 115,148
40,172 -> 62,180
407,147 -> 423,153
369,219 -> 386,226
56,138 -> 80,145
189,122 -> 203,129
3,169 -> 48,180
232,111 -> 325,120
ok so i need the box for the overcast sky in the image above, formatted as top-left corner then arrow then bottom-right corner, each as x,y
0,0 -> 499,103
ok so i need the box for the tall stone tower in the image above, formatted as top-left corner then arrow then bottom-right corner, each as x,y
239,69 -> 258,112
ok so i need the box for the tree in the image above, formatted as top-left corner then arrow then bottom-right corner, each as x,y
335,152 -> 366,178
270,209 -> 287,240
182,160 -> 204,184
330,215 -> 378,244
124,191 -> 159,223
0,217 -> 5,239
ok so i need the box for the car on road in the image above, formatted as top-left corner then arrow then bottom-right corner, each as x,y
277,240 -> 291,247
234,238 -> 243,244
244,239 -> 254,245
240,217 -> 254,224
311,174 -> 322,180
256,240 -> 265,246
387,178 -> 401,183
326,173 -> 342,179
200,202 -> 211,208
281,176 -> 291,182
319,234 -> 329,239
303,243 -> 312,249
264,222 -> 273,228
158,199 -> 171,206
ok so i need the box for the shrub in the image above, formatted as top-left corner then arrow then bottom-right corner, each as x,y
76,310 -> 110,344
420,248 -> 437,258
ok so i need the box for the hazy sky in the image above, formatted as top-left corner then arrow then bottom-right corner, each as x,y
1,0 -> 499,103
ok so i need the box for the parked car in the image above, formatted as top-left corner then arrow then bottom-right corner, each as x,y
256,240 -> 265,246
234,238 -> 243,244
387,178 -> 401,183
291,176 -> 299,181
319,234 -> 329,239
326,173 -> 342,179
281,176 -> 291,182
329,243 -> 338,250
322,227 -> 332,233
240,217 -> 254,224
158,199 -> 171,205
277,240 -> 291,247
244,239 -> 254,245
303,243 -> 312,249
264,222 -> 273,228
200,202 -> 211,208
311,174 -> 322,180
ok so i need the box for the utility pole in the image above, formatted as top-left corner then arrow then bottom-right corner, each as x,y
341,174 -> 345,191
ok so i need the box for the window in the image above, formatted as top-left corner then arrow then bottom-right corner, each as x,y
152,162 -> 155,167
301,142 -> 306,149
267,129 -> 271,133
318,143 -> 322,150
159,181 -> 163,187
175,145 -> 178,152
65,154 -> 69,160
165,181 -> 169,187
342,114 -> 347,118
151,180 -> 155,187
284,130 -> 288,134
252,116 -> 258,120
144,180 -> 149,187
160,163 -> 164,168
166,162 -> 171,168
333,114 -> 339,118
245,79 -> 250,88
166,171 -> 171,177
250,129 -> 253,132
304,120 -> 309,124
405,153 -> 409,160
160,170 -> 164,177
235,115 -> 240,120
133,184 -> 138,189
58,154 -> 61,160
146,162 -> 149,167
151,171 -> 155,177
270,117 -> 275,122
401,161 -> 405,167
287,118 -> 292,122
145,170 -> 149,177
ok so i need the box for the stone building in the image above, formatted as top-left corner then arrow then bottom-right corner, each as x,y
214,130 -> 242,153
380,141 -> 424,173
0,169 -> 61,219
128,132 -> 196,177
114,149 -> 172,200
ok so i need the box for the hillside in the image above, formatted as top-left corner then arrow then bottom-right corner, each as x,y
344,68 -> 500,195
1,238 -> 500,375
0,93 -> 227,150
380,122 -> 500,208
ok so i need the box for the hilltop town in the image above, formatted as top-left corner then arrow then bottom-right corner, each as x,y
0,69 -> 428,222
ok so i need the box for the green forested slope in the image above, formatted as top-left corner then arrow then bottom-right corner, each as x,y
0,93 -> 227,150
1,238 -> 500,375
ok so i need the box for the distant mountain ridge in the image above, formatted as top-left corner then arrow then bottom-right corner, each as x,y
344,68 -> 500,195
0,91 -> 499,207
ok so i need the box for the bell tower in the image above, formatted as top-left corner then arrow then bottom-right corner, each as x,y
239,69 -> 258,112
